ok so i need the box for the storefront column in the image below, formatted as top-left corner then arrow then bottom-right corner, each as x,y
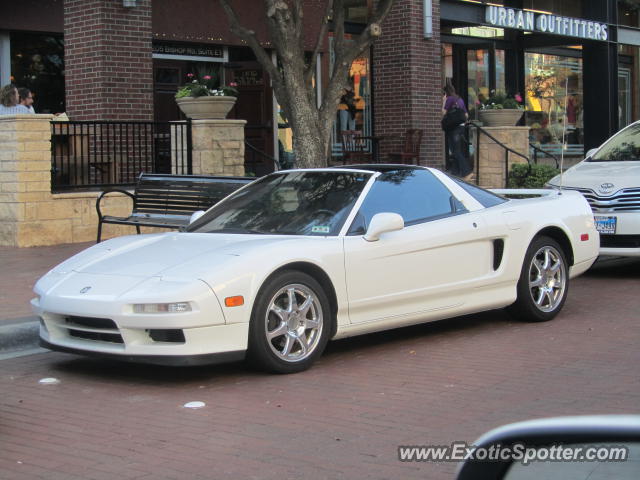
583,42 -> 618,151
63,0 -> 153,121
582,0 -> 619,150
375,0 -> 443,167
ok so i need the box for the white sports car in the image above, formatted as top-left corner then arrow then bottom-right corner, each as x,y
33,165 -> 598,373
547,120 -> 640,257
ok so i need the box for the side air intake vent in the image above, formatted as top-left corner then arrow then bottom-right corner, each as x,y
493,239 -> 505,271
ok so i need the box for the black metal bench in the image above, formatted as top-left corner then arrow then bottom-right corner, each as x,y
96,173 -> 254,242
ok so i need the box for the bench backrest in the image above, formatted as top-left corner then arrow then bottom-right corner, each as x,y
133,173 -> 254,216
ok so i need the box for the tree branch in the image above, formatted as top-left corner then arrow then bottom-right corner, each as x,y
304,0 -> 333,86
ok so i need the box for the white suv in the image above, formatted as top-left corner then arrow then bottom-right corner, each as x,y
547,121 -> 640,257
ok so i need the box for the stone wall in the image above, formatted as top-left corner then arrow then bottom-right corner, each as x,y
475,126 -> 530,189
0,116 -> 247,247
0,115 -> 155,247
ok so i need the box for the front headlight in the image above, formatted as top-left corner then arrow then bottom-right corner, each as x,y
132,302 -> 192,314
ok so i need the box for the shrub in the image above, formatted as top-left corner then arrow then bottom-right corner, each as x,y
507,163 -> 560,188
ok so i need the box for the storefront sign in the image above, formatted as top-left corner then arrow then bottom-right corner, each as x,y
152,43 -> 228,62
233,69 -> 263,86
485,6 -> 608,41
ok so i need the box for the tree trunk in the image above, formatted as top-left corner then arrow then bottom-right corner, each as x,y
219,0 -> 396,169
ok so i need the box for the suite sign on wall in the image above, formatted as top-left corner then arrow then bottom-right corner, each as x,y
486,6 -> 608,41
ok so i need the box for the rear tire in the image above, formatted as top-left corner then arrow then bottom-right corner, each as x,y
247,270 -> 332,374
507,236 -> 569,322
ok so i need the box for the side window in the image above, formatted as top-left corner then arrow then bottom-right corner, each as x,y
449,176 -> 507,208
348,169 -> 466,235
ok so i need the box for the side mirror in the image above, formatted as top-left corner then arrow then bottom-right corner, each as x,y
189,210 -> 205,224
456,415 -> 640,480
585,148 -> 598,160
364,213 -> 404,242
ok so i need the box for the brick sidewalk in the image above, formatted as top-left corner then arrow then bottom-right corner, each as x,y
0,242 -> 91,323
1,261 -> 639,479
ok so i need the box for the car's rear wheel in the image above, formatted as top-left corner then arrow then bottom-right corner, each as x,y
248,270 -> 331,373
508,236 -> 569,322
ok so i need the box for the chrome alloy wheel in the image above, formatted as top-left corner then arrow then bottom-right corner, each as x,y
528,245 -> 567,313
264,283 -> 323,363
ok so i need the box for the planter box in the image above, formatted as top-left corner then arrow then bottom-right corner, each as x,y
478,109 -> 523,127
176,96 -> 236,120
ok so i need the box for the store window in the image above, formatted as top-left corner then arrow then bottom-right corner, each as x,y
10,32 -> 64,114
466,49 -> 505,120
524,52 -> 583,159
618,0 -> 640,28
330,36 -> 372,160
343,0 -> 371,23
619,44 -> 639,128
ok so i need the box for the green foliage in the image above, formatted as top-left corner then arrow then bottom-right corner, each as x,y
481,90 -> 524,110
507,163 -> 560,188
175,74 -> 238,99
502,98 -> 520,109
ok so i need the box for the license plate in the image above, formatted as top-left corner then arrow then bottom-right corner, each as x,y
594,216 -> 617,234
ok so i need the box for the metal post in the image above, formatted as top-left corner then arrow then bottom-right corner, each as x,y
186,118 -> 193,175
423,0 -> 433,39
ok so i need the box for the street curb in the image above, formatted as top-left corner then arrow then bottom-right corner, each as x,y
0,320 -> 40,354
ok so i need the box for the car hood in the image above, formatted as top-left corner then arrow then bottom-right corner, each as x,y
51,232 -> 307,278
548,161 -> 640,192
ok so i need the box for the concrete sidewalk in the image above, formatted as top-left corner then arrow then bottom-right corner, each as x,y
0,241 -> 92,355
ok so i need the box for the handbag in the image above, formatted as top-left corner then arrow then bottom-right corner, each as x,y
441,105 -> 466,132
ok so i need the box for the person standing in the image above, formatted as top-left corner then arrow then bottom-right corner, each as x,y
18,88 -> 35,113
338,88 -> 357,132
442,84 -> 472,180
0,85 -> 31,115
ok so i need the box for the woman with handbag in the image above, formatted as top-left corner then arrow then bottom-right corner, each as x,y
442,84 -> 472,181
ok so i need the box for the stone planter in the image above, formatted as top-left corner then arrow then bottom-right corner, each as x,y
175,96 -> 236,120
478,109 -> 523,127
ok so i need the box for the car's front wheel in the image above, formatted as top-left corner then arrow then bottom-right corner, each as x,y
508,236 -> 569,322
248,270 -> 331,373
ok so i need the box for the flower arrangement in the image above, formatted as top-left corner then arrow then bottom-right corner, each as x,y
175,74 -> 238,99
479,90 -> 524,110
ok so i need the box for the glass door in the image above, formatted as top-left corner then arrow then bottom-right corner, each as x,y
619,65 -> 632,129
524,52 -> 583,162
464,46 -> 505,120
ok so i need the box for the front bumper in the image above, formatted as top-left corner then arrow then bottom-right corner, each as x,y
32,286 -> 250,363
595,211 -> 640,257
40,338 -> 245,366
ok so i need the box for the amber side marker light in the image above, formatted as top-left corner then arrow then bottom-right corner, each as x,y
581,234 -> 590,241
225,296 -> 244,307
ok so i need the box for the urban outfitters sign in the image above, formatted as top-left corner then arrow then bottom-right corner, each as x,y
485,6 -> 608,41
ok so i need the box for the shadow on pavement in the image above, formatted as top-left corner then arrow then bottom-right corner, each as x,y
43,309 -> 512,383
325,309 -> 512,357
586,257 -> 640,278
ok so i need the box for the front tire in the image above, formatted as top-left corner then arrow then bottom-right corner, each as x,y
248,270 -> 332,374
508,236 -> 569,322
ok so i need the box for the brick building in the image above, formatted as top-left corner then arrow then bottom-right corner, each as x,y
1,0 -> 639,169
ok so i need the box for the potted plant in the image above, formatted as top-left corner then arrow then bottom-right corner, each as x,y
478,91 -> 524,127
175,74 -> 239,120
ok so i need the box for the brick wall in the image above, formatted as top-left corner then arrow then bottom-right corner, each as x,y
64,0 -> 153,121
374,0 -> 443,167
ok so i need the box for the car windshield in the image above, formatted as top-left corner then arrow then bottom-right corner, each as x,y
589,122 -> 640,162
187,170 -> 371,236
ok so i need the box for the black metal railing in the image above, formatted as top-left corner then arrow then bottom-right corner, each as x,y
530,143 -> 560,168
51,120 -> 192,192
245,140 -> 281,177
